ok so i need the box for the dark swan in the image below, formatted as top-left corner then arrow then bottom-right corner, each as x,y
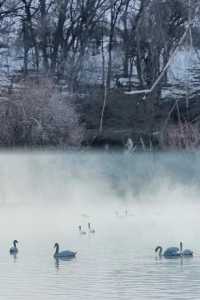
10,240 -> 19,254
155,242 -> 193,258
53,243 -> 77,258
155,245 -> 181,258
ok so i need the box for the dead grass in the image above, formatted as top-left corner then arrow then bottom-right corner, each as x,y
160,121 -> 200,150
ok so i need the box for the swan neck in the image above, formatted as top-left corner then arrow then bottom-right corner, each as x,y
13,241 -> 17,248
55,244 -> 59,255
155,246 -> 162,256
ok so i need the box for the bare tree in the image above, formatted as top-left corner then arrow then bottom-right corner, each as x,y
106,0 -> 124,89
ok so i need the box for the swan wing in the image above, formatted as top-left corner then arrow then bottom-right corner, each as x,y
164,247 -> 179,253
164,247 -> 180,257
166,247 -> 179,252
10,247 -> 18,254
59,250 -> 76,257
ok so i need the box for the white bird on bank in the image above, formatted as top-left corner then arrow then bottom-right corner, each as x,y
53,243 -> 76,258
79,225 -> 87,235
124,138 -> 136,152
88,222 -> 95,233
10,240 -> 19,254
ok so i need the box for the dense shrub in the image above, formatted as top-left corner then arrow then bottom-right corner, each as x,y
0,79 -> 84,147
161,121 -> 200,150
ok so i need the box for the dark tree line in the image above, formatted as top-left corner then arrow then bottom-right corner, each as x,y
0,0 -> 199,147
0,0 -> 196,88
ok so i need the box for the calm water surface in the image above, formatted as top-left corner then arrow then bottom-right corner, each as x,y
0,151 -> 200,299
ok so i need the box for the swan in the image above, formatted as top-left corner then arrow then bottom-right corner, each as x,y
53,243 -> 77,258
10,240 -> 18,254
88,223 -> 95,233
79,225 -> 87,235
155,245 -> 181,258
180,241 -> 193,257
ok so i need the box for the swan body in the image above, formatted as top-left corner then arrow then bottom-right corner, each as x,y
180,242 -> 193,257
10,240 -> 18,254
182,249 -> 193,256
88,223 -> 95,233
163,247 -> 180,256
53,243 -> 76,258
164,247 -> 181,258
79,225 -> 87,235
155,246 -> 181,258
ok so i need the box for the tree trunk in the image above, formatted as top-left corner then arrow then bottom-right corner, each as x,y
22,19 -> 29,75
51,3 -> 67,73
40,0 -> 49,71
23,1 -> 39,71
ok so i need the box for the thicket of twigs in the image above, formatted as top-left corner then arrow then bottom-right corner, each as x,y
160,121 -> 200,150
0,79 -> 84,147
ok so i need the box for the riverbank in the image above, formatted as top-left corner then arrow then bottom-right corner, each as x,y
78,88 -> 200,150
0,76 -> 200,150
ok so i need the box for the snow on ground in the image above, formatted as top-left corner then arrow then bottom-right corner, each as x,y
162,49 -> 200,100
0,40 -> 200,101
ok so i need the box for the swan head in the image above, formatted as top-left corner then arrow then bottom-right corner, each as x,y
54,243 -> 59,248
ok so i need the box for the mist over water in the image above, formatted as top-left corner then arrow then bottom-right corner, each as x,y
1,150 -> 200,299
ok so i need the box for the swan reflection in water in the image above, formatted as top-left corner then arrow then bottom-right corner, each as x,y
11,253 -> 18,263
54,255 -> 76,270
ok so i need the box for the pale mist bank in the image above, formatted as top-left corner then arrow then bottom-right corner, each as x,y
0,150 -> 199,250
0,150 -> 200,300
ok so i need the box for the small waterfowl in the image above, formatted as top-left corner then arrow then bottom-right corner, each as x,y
180,241 -> 193,257
88,223 -> 95,233
53,243 -> 76,258
155,245 -> 181,258
10,240 -> 19,254
79,225 -> 87,235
